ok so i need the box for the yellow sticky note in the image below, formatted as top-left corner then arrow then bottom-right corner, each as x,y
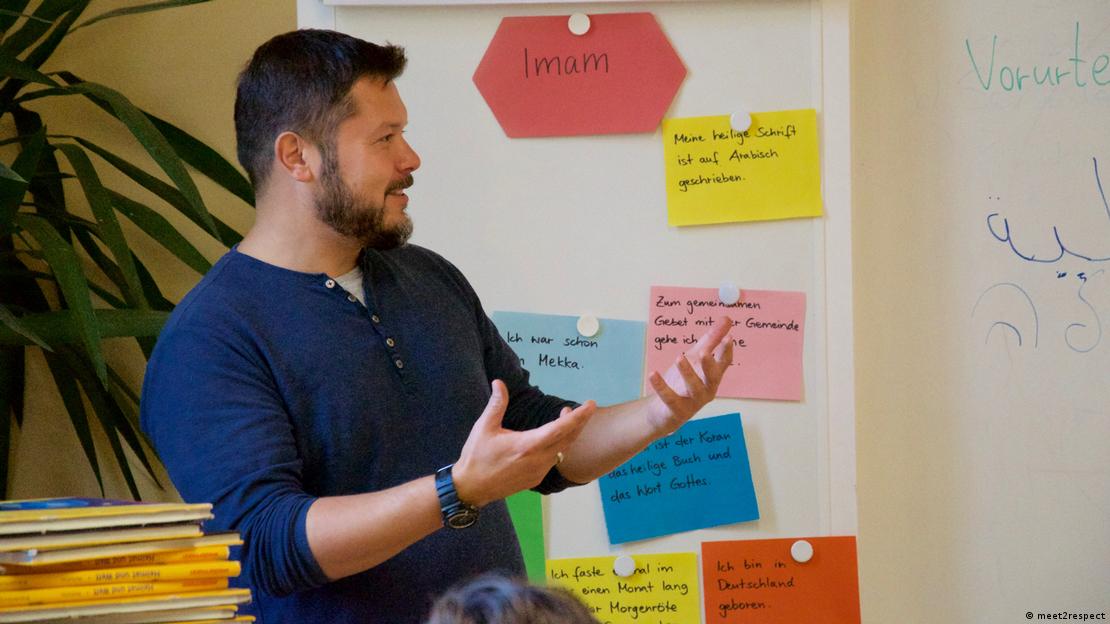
546,553 -> 699,624
662,110 -> 823,226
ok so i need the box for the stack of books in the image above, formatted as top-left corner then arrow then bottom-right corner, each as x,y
0,497 -> 252,623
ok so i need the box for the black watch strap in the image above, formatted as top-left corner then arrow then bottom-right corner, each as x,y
435,464 -> 479,529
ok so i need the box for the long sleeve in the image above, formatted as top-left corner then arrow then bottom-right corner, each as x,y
140,246 -> 572,622
141,296 -> 329,597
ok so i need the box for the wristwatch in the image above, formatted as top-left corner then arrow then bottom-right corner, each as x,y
435,464 -> 479,529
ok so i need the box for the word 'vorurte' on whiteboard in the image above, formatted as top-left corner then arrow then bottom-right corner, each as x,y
598,413 -> 758,544
662,110 -> 823,226
646,286 -> 806,401
492,311 -> 646,406
702,536 -> 861,624
473,13 -> 686,137
547,552 -> 700,623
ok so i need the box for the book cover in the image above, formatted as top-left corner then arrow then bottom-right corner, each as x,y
0,545 -> 230,575
0,559 -> 240,591
0,508 -> 214,536
0,499 -> 211,523
0,533 -> 241,566
0,523 -> 203,552
0,588 -> 251,622
33,605 -> 241,623
0,577 -> 230,608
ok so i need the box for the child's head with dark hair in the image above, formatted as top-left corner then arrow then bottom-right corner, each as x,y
426,574 -> 600,624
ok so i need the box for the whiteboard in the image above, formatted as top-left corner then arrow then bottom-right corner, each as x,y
300,0 -> 855,575
854,0 -> 1109,620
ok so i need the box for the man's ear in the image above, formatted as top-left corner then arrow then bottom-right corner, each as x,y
273,131 -> 318,183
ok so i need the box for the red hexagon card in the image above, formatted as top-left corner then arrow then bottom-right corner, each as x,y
473,13 -> 687,138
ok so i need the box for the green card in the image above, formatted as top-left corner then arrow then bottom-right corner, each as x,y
505,490 -> 545,582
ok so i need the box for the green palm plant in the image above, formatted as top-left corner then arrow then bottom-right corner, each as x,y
0,0 -> 253,499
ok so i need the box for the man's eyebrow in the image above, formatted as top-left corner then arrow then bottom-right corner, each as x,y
367,121 -> 406,135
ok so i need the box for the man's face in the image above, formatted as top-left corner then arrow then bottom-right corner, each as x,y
314,78 -> 421,249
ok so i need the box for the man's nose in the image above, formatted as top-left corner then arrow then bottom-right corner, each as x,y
398,137 -> 421,173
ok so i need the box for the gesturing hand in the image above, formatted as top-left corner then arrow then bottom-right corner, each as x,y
452,380 -> 596,508
646,315 -> 734,433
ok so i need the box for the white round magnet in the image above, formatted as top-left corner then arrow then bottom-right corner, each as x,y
719,283 -> 741,305
730,111 -> 752,132
577,314 -> 600,338
790,539 -> 814,563
568,13 -> 591,36
613,555 -> 636,578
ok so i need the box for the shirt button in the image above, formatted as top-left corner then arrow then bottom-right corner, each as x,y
394,359 -> 404,369
347,294 -> 357,303
386,338 -> 396,347
325,279 -> 336,289
371,315 -> 381,323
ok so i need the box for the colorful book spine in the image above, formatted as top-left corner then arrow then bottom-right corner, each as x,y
0,587 -> 251,622
0,545 -> 230,575
0,577 -> 230,608
0,560 -> 240,591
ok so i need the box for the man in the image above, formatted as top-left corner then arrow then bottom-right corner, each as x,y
141,30 -> 732,623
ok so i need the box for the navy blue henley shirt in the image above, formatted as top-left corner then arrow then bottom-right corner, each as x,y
140,245 -> 575,623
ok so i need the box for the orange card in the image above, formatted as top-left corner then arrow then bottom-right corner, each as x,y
701,536 -> 861,624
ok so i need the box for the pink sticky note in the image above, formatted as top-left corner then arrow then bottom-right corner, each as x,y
473,13 -> 686,137
646,286 -> 806,401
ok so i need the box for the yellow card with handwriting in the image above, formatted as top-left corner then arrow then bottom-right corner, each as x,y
546,553 -> 699,624
662,110 -> 822,226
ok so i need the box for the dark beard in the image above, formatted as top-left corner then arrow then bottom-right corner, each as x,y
314,148 -> 413,250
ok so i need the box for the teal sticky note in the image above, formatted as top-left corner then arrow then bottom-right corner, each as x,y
491,311 -> 646,405
598,413 -> 759,544
492,311 -> 645,568
505,490 -> 545,582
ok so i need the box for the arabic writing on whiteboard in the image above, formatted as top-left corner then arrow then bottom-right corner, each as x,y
976,158 -> 1108,353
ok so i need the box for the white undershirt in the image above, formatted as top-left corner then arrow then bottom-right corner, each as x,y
333,266 -> 367,307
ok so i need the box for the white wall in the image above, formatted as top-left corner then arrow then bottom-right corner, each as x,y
854,1 -> 1110,621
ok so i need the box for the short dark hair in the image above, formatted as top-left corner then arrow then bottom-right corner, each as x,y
234,29 -> 407,190
426,574 -> 600,624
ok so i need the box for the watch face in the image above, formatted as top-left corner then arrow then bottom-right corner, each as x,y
446,507 -> 479,529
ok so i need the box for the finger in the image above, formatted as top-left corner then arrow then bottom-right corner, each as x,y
521,400 -> 596,451
712,337 -> 728,361
697,347 -> 717,382
550,402 -> 595,450
553,401 -> 595,443
675,355 -> 708,398
694,316 -> 733,354
711,339 -> 734,383
649,370 -> 685,407
476,379 -> 509,432
717,338 -> 734,369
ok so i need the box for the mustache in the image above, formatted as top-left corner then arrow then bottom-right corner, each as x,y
387,175 -> 414,193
